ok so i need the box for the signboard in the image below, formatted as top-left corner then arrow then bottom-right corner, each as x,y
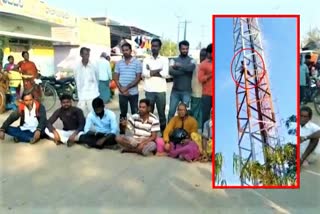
0,0 -> 77,26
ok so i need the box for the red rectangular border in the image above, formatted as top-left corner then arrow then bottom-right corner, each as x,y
211,14 -> 300,189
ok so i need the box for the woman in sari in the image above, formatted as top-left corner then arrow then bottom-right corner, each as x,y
17,51 -> 42,101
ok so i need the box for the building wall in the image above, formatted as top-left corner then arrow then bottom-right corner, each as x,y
0,13 -> 55,76
78,19 -> 111,47
0,15 -> 52,38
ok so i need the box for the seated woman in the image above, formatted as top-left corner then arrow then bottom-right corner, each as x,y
191,108 -> 213,162
155,102 -> 198,157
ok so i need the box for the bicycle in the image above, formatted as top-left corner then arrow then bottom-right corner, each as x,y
3,71 -> 58,112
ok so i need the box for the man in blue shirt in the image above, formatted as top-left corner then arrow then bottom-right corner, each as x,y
114,43 -> 142,134
300,55 -> 310,104
78,97 -> 118,149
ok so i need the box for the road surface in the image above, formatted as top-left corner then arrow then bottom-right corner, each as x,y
0,83 -> 319,213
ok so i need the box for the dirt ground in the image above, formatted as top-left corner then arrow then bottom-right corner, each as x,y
1,84 -> 320,213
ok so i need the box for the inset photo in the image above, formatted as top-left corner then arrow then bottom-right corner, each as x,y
213,15 -> 299,188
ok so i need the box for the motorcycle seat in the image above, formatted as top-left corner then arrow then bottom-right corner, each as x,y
55,77 -> 74,85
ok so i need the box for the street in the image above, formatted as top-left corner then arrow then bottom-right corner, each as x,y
0,83 -> 320,213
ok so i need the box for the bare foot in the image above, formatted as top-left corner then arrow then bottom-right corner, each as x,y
156,152 -> 168,156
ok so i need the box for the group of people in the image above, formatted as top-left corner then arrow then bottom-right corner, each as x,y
0,38 -> 213,162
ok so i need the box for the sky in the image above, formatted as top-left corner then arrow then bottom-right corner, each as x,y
44,0 -> 320,49
215,18 -> 297,185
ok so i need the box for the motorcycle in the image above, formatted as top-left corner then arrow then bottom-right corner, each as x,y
311,78 -> 320,115
40,75 -> 78,101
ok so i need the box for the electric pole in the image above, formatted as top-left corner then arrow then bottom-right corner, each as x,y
183,19 -> 191,40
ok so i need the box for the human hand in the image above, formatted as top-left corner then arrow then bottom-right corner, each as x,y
96,137 -> 106,146
68,132 -> 78,142
0,130 -> 5,140
146,64 -> 150,70
53,130 -> 61,143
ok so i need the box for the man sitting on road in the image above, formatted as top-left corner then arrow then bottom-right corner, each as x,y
116,98 -> 160,156
78,97 -> 118,149
299,106 -> 320,166
0,92 -> 47,144
45,94 -> 85,146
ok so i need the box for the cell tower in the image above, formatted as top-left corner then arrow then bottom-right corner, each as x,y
233,18 -> 282,186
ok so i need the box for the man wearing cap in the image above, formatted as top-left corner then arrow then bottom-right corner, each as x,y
98,52 -> 113,104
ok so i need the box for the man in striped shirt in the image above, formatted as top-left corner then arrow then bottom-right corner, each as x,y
114,43 -> 142,134
116,99 -> 160,156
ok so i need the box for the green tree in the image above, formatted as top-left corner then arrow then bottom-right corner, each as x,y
215,152 -> 227,186
160,40 -> 178,57
302,27 -> 320,49
232,115 -> 297,186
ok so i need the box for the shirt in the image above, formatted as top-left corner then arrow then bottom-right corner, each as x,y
84,109 -> 118,134
169,56 -> 196,92
115,57 -> 142,95
191,64 -> 203,97
301,121 -> 320,157
97,57 -> 112,81
142,55 -> 169,93
198,59 -> 212,96
74,61 -> 100,101
20,103 -> 39,132
163,115 -> 198,143
300,63 -> 309,86
128,113 -> 160,138
202,120 -> 212,139
47,106 -> 85,132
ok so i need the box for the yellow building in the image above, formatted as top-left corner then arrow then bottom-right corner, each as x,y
0,0 -> 111,76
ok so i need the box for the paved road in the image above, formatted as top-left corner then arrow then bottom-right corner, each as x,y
0,83 -> 320,213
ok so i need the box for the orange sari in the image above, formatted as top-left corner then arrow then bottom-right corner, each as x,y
18,60 -> 42,100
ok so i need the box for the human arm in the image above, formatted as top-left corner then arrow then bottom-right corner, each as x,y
68,109 -> 86,142
46,110 -> 60,132
36,105 -> 47,132
176,58 -> 196,73
83,113 -> 94,134
0,110 -> 20,132
198,63 -> 211,83
163,117 -> 175,143
113,62 -> 126,94
109,111 -> 118,135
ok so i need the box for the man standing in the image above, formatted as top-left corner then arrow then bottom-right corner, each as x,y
74,47 -> 99,117
98,52 -> 112,104
191,48 -> 207,130
114,43 -> 142,134
168,40 -> 196,122
299,106 -> 320,166
116,99 -> 160,156
300,55 -> 309,104
142,38 -> 169,134
0,92 -> 47,144
45,94 -> 85,147
198,43 -> 213,130
78,97 -> 118,149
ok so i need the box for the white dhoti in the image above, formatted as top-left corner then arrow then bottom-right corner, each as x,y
45,128 -> 83,144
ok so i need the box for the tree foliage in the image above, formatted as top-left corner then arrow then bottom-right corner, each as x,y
215,152 -> 227,186
160,40 -> 178,57
232,115 -> 297,186
302,27 -> 320,49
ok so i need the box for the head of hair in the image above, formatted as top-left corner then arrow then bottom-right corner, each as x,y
139,98 -> 150,107
301,106 -> 312,119
80,47 -> 90,55
21,91 -> 33,100
200,48 -> 207,56
151,38 -> 162,47
179,40 -> 190,48
206,43 -> 212,54
92,97 -> 104,109
305,54 -> 311,60
21,51 -> 29,57
7,55 -> 13,61
121,43 -> 132,50
59,94 -> 72,101
178,102 -> 188,109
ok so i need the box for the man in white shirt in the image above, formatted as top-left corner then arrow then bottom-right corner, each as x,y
299,106 -> 320,166
142,38 -> 169,134
74,47 -> 100,117
98,52 -> 112,104
190,48 -> 206,130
